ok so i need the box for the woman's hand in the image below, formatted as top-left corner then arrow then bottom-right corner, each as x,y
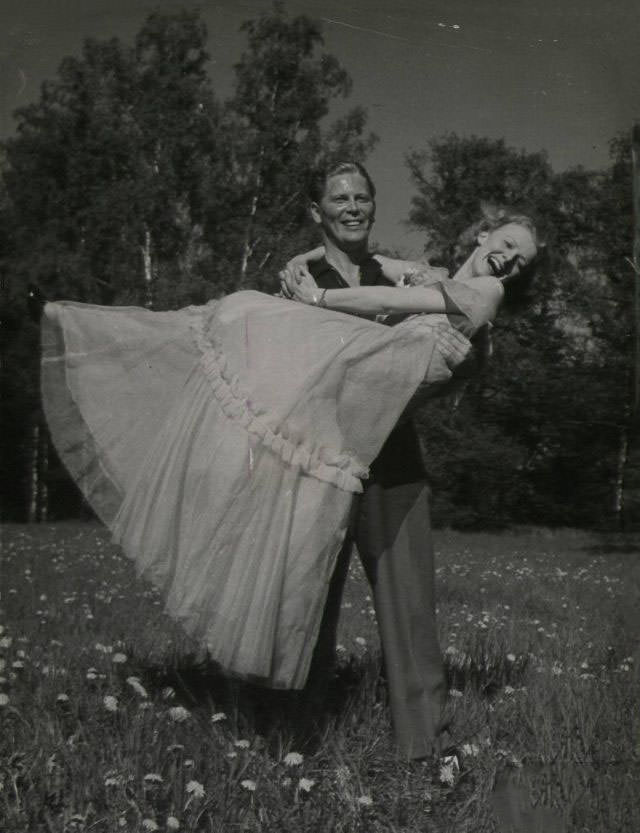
288,270 -> 323,306
278,262 -> 313,299
278,247 -> 325,298
399,265 -> 449,287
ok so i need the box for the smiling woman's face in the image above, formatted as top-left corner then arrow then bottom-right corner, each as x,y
310,173 -> 375,249
470,222 -> 538,281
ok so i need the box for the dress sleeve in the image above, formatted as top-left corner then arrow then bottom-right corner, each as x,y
437,276 -> 504,338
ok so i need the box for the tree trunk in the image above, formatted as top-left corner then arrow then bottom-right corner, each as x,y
239,188 -> 261,286
238,145 -> 266,287
142,225 -> 153,308
39,428 -> 49,523
28,420 -> 39,523
614,425 -> 628,527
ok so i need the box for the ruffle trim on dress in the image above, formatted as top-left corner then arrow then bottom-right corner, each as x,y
188,307 -> 368,494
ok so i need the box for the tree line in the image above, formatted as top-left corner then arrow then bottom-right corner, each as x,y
1,6 -> 637,528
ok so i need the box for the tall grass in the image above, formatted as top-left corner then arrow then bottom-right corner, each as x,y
1,524 -> 638,832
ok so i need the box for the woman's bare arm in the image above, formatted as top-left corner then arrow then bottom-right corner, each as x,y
293,275 -> 504,327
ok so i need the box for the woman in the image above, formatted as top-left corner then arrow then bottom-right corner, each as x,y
40,204 -> 540,691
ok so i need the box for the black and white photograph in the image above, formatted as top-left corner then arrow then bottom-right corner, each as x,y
1,1 -> 639,831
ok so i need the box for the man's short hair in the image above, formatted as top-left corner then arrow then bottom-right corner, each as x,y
307,161 -> 376,203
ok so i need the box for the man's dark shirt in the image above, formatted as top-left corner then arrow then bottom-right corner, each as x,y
308,256 -> 427,488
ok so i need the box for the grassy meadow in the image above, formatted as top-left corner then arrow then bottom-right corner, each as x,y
1,523 -> 639,832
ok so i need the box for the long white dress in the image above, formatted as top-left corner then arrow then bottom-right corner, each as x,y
41,281 -> 499,687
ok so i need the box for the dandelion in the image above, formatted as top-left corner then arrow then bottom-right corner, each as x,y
127,676 -> 148,698
103,695 -> 118,712
241,779 -> 256,791
283,751 -> 304,766
168,705 -> 190,722
335,765 -> 350,786
86,668 -> 98,681
298,778 -> 315,793
504,685 -> 515,695
0,636 -> 13,649
234,739 -> 250,749
439,755 -> 459,786
144,773 -> 164,784
354,636 -> 367,647
184,759 -> 194,768
357,795 -> 373,807
506,653 -> 516,662
461,743 -> 480,756
12,660 -> 24,669
112,652 -> 127,664
166,817 -> 180,831
211,711 -> 227,722
104,774 -> 123,787
56,693 -> 69,703
142,820 -> 159,832
0,693 -> 9,707
185,780 -> 205,799
448,688 -> 463,698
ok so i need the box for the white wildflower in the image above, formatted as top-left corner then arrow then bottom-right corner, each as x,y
439,755 -> 459,786
127,676 -> 148,698
142,820 -> 159,832
168,705 -> 190,722
234,739 -> 250,749
211,711 -> 227,722
357,795 -> 373,807
297,778 -> 315,793
185,780 -> 205,799
103,695 -> 118,712
112,652 -> 127,664
241,779 -> 256,791
144,773 -> 163,784
166,817 -> 180,831
283,751 -> 304,767
506,653 -> 516,662
0,693 -> 9,707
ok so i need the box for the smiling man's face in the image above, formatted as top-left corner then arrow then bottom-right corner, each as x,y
310,173 -> 375,251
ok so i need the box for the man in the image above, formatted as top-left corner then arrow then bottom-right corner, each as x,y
280,161 -> 448,759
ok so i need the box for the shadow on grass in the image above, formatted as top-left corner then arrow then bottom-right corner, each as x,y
134,652 -> 384,751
